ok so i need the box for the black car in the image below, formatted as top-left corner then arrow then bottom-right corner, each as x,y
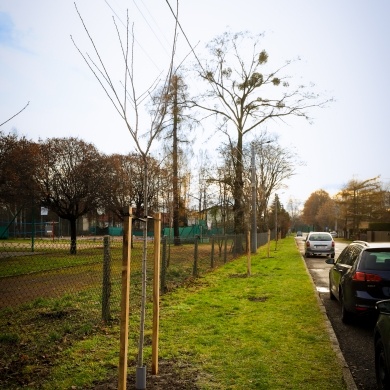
326,241 -> 390,323
374,299 -> 390,389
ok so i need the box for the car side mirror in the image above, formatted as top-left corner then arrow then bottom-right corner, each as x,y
376,300 -> 390,314
325,258 -> 335,264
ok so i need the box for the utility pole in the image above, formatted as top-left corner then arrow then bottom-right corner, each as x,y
275,194 -> 278,248
251,143 -> 257,253
171,75 -> 180,246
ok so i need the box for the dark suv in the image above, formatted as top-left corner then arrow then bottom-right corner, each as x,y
326,241 -> 390,323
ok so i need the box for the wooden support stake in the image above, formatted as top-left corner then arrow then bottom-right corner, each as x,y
152,213 -> 161,375
118,207 -> 132,390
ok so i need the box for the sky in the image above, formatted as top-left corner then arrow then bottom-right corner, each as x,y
1,0 -> 390,209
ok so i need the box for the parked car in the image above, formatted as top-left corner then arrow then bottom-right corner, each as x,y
374,299 -> 390,389
296,231 -> 302,237
304,231 -> 335,258
330,231 -> 338,238
326,241 -> 390,323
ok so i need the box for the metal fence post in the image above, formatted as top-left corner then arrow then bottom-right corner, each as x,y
246,230 -> 251,276
224,236 -> 227,263
211,236 -> 215,268
267,229 -> 271,258
193,236 -> 199,277
161,236 -> 167,293
102,235 -> 111,323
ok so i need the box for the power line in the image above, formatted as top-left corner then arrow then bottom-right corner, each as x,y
134,0 -> 172,54
103,0 -> 165,72
163,0 -> 204,71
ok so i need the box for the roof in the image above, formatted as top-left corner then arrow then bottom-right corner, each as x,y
352,241 -> 390,248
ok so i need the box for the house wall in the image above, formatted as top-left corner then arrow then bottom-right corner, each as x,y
367,231 -> 390,242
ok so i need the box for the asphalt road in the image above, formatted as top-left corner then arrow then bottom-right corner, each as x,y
296,236 -> 378,390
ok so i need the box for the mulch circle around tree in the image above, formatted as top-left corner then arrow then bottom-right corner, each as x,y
91,359 -> 201,390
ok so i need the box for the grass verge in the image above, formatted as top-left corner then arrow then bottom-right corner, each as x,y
43,236 -> 347,389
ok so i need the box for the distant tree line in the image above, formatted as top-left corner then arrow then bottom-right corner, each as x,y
300,177 -> 390,237
0,130 -> 298,252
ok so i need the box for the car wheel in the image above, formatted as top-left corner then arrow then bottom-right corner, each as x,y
331,254 -> 335,259
305,252 -> 310,258
340,291 -> 353,324
376,337 -> 390,390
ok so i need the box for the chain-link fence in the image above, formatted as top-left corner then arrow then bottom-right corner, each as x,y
0,231 -> 270,388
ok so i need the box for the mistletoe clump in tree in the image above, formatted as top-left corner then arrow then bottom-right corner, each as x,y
192,30 -> 330,236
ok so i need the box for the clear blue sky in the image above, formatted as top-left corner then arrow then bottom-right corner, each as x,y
1,0 -> 389,208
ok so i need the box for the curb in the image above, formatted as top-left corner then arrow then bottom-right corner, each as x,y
299,245 -> 358,390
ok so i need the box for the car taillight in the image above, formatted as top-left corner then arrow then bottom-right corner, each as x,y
352,272 -> 382,282
306,241 -> 310,247
332,241 -> 335,248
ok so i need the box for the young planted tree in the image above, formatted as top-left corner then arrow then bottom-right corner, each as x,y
72,2 -> 179,384
192,31 -> 329,235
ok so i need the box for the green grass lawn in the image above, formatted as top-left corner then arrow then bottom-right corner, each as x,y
45,236 -> 347,389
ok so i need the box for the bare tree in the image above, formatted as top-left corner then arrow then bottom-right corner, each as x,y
0,131 -> 40,237
103,153 -> 163,222
250,135 -> 301,231
71,2 -> 180,381
35,137 -> 107,254
213,133 -> 301,233
286,197 -> 302,232
191,30 -> 330,235
0,131 -> 39,207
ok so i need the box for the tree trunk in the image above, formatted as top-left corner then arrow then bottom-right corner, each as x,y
70,217 -> 77,255
233,132 -> 245,236
232,132 -> 245,254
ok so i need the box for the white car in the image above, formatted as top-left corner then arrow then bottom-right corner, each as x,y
304,231 -> 335,258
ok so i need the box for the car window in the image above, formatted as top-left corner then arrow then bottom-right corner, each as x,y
360,250 -> 390,270
336,247 -> 350,265
308,234 -> 332,241
348,246 -> 362,266
336,245 -> 361,266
